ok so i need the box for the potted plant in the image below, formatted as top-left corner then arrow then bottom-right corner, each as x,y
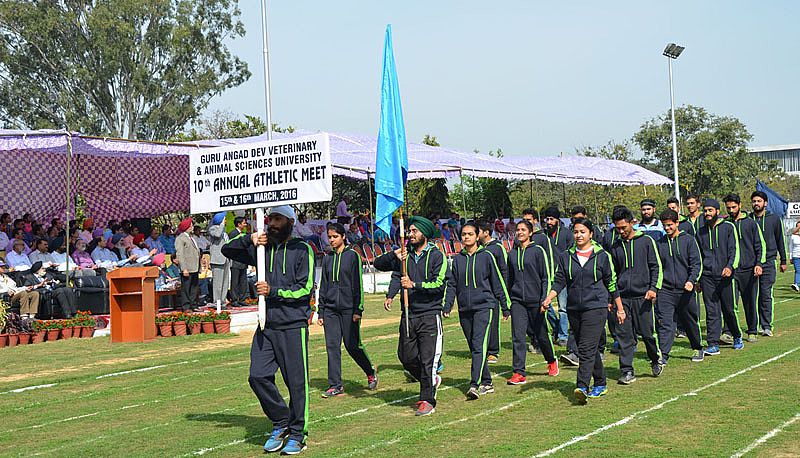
186,313 -> 201,335
200,311 -> 216,334
155,313 -> 174,337
16,318 -> 33,345
0,299 -> 9,348
60,319 -> 75,339
172,312 -> 187,336
214,310 -> 231,334
31,320 -> 46,344
44,320 -> 62,342
74,311 -> 96,338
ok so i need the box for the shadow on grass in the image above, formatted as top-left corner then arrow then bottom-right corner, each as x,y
185,412 -> 271,447
519,378 -> 577,403
445,349 -> 471,359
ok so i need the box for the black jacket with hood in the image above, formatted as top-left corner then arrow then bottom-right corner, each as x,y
443,246 -> 510,314
608,231 -> 663,298
318,247 -> 364,314
656,231 -> 703,291
731,211 -> 766,271
551,243 -> 620,311
697,218 -> 740,278
751,211 -> 787,264
376,242 -> 448,318
508,242 -> 551,308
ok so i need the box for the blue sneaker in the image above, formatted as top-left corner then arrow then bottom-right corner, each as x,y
733,338 -> 744,350
437,360 -> 444,374
705,345 -> 720,356
588,385 -> 608,398
574,387 -> 588,405
263,427 -> 288,453
280,439 -> 307,455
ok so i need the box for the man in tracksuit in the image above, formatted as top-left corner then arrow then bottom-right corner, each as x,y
697,199 -> 742,355
543,207 -> 572,350
667,196 -> 697,237
609,207 -> 664,384
523,209 -> 556,353
655,209 -> 705,363
222,206 -> 314,455
376,216 -> 448,417
685,193 -> 706,236
443,231 -> 510,399
477,219 -> 508,364
724,193 -> 766,343
750,191 -> 788,336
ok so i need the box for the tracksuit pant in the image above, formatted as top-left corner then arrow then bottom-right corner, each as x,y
701,275 -> 741,346
568,308 -> 607,390
249,326 -> 310,444
459,309 -> 493,388
179,272 -> 199,311
398,313 -> 443,406
488,303 -> 501,357
757,261 -> 777,331
617,297 -> 661,375
735,268 -> 759,335
511,302 -> 556,376
210,262 -> 230,305
323,309 -> 375,389
230,266 -> 249,306
656,289 -> 703,356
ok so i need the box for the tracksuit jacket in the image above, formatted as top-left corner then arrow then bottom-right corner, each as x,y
377,243 -> 447,318
318,247 -> 364,314
602,227 -> 621,252
508,242 -> 551,307
222,235 -> 314,329
656,231 -> 703,290
608,231 -> 663,298
751,211 -> 787,264
548,223 -> 574,253
696,218 -> 740,277
443,246 -> 510,314
678,215 -> 696,237
483,239 -> 509,286
551,243 -> 620,311
731,212 -> 766,270
532,229 -> 556,277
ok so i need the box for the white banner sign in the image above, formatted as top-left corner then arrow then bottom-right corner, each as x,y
788,202 -> 800,218
189,133 -> 332,213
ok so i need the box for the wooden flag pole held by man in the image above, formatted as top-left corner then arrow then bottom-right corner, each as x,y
399,208 -> 410,337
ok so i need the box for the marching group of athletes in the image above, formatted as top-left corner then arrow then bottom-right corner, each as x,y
222,189 -> 788,454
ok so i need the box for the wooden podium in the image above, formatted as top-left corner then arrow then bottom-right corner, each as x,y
108,266 -> 159,343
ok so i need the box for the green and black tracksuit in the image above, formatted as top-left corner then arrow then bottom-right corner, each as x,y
697,218 -> 741,346
730,212 -> 766,335
508,242 -> 554,375
678,215 -> 696,238
688,214 -> 705,237
483,239 -> 509,357
544,225 -> 572,344
376,243 -> 447,406
608,231 -> 663,373
319,246 -> 375,390
444,246 -> 510,388
656,231 -> 704,355
551,244 -> 620,390
751,211 -> 787,331
222,235 -> 314,444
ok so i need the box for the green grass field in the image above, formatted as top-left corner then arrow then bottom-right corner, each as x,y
1,275 -> 799,457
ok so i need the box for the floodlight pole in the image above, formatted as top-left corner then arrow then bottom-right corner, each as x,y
667,53 -> 681,202
256,0 -> 274,329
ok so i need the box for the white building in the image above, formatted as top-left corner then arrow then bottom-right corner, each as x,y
749,144 -> 800,176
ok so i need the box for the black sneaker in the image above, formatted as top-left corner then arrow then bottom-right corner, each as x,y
321,386 -> 344,398
651,362 -> 664,377
618,372 -> 636,385
466,386 -> 480,400
560,352 -> 579,366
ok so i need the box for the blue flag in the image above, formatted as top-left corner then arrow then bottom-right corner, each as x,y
756,180 -> 788,218
375,24 -> 408,236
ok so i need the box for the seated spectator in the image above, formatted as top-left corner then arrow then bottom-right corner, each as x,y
71,239 -> 97,270
79,219 -> 94,244
0,226 -> 8,251
505,217 -> 516,240
158,224 -> 176,255
24,261 -> 77,318
6,239 -> 32,269
153,253 -> 181,289
130,234 -> 152,259
28,239 -> 56,266
293,213 -> 321,246
109,233 -> 126,259
374,227 -> 389,244
390,217 -> 400,245
91,236 -> 136,268
6,228 -> 31,255
144,228 -> 165,254
0,266 -> 39,318
433,222 -> 444,240
121,226 -> 139,254
346,222 -> 362,245
441,224 -> 452,242
493,217 -> 505,239
193,226 -> 211,252
0,212 -> 11,236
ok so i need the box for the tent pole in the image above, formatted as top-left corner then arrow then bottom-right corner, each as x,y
459,169 -> 466,217
65,131 -> 72,281
367,172 -> 377,294
529,180 -> 533,208
471,175 -> 476,220
593,185 -> 599,221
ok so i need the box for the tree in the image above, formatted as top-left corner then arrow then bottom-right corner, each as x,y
172,110 -> 294,142
448,148 -> 512,219
0,0 -> 250,140
577,139 -> 636,162
407,135 -> 451,217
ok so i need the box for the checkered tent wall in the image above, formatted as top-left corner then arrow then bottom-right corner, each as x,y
0,149 -> 78,222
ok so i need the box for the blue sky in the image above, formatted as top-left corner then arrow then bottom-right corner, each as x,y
207,1 -> 800,157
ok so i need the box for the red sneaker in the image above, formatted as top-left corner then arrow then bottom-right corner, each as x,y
415,400 -> 435,416
548,360 -> 560,377
507,373 -> 527,385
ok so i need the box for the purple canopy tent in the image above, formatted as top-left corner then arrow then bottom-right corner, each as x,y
0,129 -> 671,223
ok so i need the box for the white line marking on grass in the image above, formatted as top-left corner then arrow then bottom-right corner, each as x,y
340,391 -> 548,457
730,412 -> 800,458
0,383 -> 57,395
532,345 -> 800,457
95,359 -> 198,379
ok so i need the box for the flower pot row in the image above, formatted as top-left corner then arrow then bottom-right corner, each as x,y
0,325 -> 95,348
155,311 -> 231,338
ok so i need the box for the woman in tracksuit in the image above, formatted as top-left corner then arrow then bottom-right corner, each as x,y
318,223 -> 378,397
443,223 -> 510,400
542,218 -> 625,404
507,220 -> 559,386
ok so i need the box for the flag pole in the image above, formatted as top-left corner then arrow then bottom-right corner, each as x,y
399,206 -> 410,338
256,0 -> 273,329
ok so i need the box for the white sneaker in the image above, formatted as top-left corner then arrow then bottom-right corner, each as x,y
792,284 -> 800,293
